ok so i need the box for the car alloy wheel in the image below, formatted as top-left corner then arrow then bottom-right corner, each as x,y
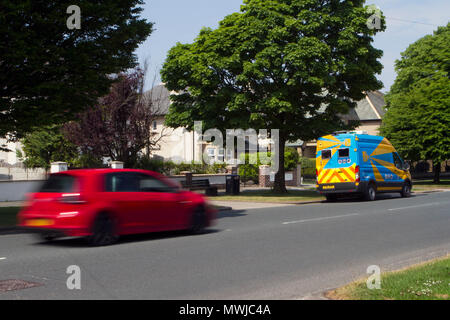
88,213 -> 118,246
190,207 -> 206,234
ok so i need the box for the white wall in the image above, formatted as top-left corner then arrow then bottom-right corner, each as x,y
0,180 -> 45,202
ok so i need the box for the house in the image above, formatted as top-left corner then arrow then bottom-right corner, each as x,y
146,85 -> 387,162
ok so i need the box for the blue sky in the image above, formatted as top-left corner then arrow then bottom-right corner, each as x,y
136,0 -> 450,92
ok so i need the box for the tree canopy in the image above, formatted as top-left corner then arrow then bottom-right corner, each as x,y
380,23 -> 450,182
63,68 -> 165,168
161,0 -> 385,192
16,125 -> 79,170
0,0 -> 153,139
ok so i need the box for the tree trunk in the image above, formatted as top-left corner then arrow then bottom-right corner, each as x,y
273,136 -> 287,194
433,161 -> 441,184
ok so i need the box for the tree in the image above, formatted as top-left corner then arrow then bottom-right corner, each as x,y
16,125 -> 79,171
380,24 -> 450,183
63,68 -> 167,168
161,0 -> 385,193
0,0 -> 153,139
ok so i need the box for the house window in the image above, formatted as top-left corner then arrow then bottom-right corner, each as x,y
218,148 -> 224,161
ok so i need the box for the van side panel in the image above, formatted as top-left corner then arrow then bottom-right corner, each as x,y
357,135 -> 406,191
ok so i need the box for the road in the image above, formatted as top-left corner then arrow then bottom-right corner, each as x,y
0,191 -> 449,299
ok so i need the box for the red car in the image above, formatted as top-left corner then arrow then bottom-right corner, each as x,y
18,169 -> 216,246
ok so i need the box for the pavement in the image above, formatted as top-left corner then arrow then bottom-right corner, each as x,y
0,191 -> 449,299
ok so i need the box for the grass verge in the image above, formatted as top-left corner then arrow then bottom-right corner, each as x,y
0,207 -> 20,227
327,256 -> 450,300
412,179 -> 450,191
211,189 -> 324,203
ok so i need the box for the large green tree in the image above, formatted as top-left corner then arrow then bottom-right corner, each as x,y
380,24 -> 450,183
161,0 -> 385,192
0,0 -> 153,139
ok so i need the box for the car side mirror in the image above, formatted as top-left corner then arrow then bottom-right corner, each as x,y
403,162 -> 410,171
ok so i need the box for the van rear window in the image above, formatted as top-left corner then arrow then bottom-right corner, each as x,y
338,148 -> 349,158
39,174 -> 76,193
322,150 -> 332,159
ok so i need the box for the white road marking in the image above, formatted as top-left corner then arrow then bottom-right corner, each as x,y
388,202 -> 444,212
0,257 -> 6,260
282,213 -> 360,225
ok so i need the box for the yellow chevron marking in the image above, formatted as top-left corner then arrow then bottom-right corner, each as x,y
317,140 -> 340,152
363,151 -> 370,162
378,187 -> 402,191
322,135 -> 341,143
371,157 -> 403,176
370,138 -> 395,157
371,160 -> 384,182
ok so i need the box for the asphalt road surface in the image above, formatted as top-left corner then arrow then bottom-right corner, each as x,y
0,191 -> 449,299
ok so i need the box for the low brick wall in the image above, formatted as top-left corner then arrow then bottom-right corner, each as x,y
259,165 -> 301,187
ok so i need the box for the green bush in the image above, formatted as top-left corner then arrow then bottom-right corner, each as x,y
238,148 -> 302,183
134,156 -> 227,175
300,157 -> 316,177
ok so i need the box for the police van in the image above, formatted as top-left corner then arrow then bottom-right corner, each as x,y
316,131 -> 412,201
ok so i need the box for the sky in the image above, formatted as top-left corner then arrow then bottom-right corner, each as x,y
135,0 -> 450,93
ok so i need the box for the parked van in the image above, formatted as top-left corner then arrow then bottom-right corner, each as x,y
316,132 -> 412,201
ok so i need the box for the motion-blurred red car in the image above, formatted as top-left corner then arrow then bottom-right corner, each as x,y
18,169 -> 216,245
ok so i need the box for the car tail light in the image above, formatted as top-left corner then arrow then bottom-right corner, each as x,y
355,165 -> 360,182
59,193 -> 87,204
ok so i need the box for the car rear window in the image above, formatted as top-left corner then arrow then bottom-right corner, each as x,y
338,148 -> 350,158
39,174 -> 76,193
322,150 -> 332,159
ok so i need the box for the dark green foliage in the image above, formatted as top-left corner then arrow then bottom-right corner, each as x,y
161,0 -> 385,192
0,0 -> 153,138
380,24 -> 450,182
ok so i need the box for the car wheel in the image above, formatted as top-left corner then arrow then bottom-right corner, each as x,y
34,232 -> 58,242
364,184 -> 376,201
87,213 -> 118,246
401,182 -> 411,198
189,207 -> 206,234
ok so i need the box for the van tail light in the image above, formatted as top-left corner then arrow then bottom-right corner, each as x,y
59,193 -> 87,204
355,166 -> 360,182
316,169 -> 319,184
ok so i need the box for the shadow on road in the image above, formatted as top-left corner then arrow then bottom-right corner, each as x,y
320,192 -> 427,204
31,228 -> 223,248
217,209 -> 246,219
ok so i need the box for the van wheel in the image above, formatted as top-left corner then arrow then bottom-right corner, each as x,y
364,184 -> 377,201
189,207 -> 206,234
325,194 -> 338,202
87,213 -> 118,246
401,182 -> 411,198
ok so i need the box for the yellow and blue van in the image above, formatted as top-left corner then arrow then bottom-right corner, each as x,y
316,132 -> 412,201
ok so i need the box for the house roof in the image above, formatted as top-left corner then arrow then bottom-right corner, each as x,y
145,84 -> 386,122
143,84 -> 171,115
345,90 -> 386,121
